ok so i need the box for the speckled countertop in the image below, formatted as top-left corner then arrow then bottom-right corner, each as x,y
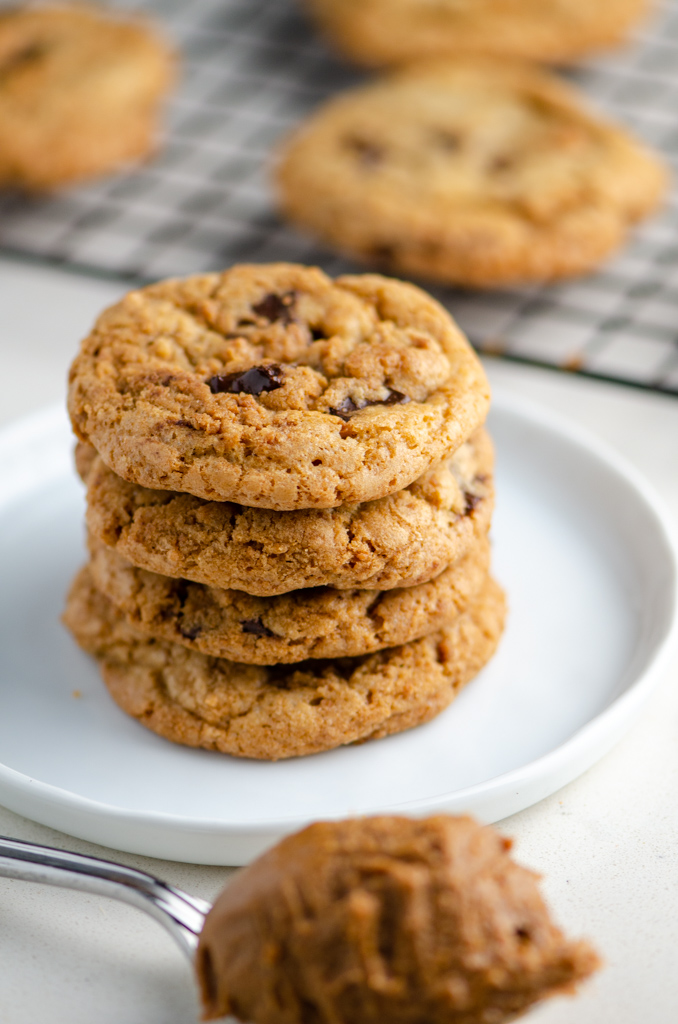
1,256 -> 677,1024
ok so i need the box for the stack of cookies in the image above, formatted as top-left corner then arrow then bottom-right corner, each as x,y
63,263 -> 506,761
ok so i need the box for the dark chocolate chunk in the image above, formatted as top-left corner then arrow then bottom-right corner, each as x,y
0,43 -> 45,78
490,154 -> 515,174
329,396 -> 359,421
252,291 -> 296,325
345,136 -> 385,167
241,618 -> 276,638
434,129 -> 462,151
464,491 -> 482,515
380,389 -> 409,406
207,364 -> 284,396
331,390 -> 409,420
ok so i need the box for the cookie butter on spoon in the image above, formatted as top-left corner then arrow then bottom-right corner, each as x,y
196,815 -> 599,1023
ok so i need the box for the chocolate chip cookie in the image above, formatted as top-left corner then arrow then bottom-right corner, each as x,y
68,264 -> 490,509
88,530 -> 491,663
0,4 -> 175,190
276,60 -> 667,287
305,0 -> 650,67
63,566 -> 506,760
82,427 -> 494,596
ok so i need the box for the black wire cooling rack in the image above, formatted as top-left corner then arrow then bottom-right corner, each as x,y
2,0 -> 678,393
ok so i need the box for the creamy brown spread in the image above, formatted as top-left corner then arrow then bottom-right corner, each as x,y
196,815 -> 599,1023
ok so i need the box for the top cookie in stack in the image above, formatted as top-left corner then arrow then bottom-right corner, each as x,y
67,263 -> 489,510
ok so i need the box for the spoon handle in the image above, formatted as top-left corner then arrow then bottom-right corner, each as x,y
0,834 -> 210,961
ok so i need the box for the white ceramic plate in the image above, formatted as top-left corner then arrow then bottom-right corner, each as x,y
0,394 -> 675,865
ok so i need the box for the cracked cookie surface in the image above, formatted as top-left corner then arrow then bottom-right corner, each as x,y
63,566 -> 506,761
68,264 -> 489,509
88,531 -> 491,663
305,0 -> 651,67
276,60 -> 667,287
0,4 -> 174,189
82,427 -> 494,596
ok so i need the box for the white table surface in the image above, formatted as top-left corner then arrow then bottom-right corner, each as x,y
0,255 -> 677,1024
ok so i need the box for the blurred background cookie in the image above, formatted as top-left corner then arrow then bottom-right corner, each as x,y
276,58 -> 667,287
0,3 -> 175,189
305,0 -> 652,66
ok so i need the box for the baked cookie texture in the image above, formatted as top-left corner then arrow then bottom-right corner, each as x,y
276,60 -> 667,287
63,567 -> 506,761
67,264 -> 490,509
0,4 -> 175,190
82,427 -> 494,595
197,815 -> 600,1023
88,530 -> 491,664
305,0 -> 651,67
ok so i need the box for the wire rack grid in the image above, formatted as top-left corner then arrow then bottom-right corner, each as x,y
1,0 -> 678,393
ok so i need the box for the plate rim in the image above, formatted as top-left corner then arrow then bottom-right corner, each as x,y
0,392 -> 676,859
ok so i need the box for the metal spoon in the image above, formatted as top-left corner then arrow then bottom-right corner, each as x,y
0,834 -> 211,962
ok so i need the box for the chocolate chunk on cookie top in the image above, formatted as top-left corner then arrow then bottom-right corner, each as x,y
68,264 -> 489,509
276,61 -> 667,287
